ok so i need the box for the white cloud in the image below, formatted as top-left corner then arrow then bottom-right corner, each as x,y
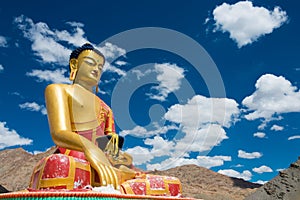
255,180 -> 267,185
0,36 -> 8,47
131,69 -> 151,80
242,74 -> 300,122
173,124 -> 228,153
125,146 -> 154,165
146,155 -> 231,171
212,1 -> 288,47
232,164 -> 244,168
0,121 -> 32,149
165,95 -> 240,129
26,68 -> 70,84
119,125 -> 178,138
148,63 -> 185,101
253,165 -> 273,174
115,60 -> 127,66
123,124 -> 230,169
0,64 -> 3,72
270,125 -> 284,131
19,102 -> 47,115
161,95 -> 239,156
27,147 -> 53,155
253,132 -> 266,138
125,136 -> 175,167
144,136 -> 175,157
14,15 -> 77,65
14,15 -> 127,81
288,135 -> 300,140
55,22 -> 88,47
218,169 -> 252,181
97,42 -> 127,76
196,155 -> 231,169
238,150 -> 262,159
276,168 -> 285,172
98,42 -> 126,60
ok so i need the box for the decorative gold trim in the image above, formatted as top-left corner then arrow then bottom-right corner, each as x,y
39,177 -> 73,188
121,181 -> 135,194
37,157 -> 48,189
68,156 -> 76,190
91,128 -> 97,144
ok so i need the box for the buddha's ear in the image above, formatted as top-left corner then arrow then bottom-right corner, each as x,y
69,58 -> 78,81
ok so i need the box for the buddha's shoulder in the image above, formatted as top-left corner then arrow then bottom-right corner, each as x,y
45,83 -> 73,93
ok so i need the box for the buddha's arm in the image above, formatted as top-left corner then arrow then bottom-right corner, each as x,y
45,84 -> 134,187
45,84 -> 111,166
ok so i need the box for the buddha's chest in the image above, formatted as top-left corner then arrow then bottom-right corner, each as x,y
71,96 -> 98,115
68,88 -> 108,131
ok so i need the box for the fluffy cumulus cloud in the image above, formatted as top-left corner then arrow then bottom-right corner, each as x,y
144,136 -> 175,157
125,146 -> 154,165
242,74 -> 300,122
0,121 -> 32,149
26,69 -> 70,84
148,63 -> 185,101
0,64 -> 4,72
270,124 -> 284,131
212,1 -> 288,47
253,165 -> 273,174
173,124 -> 229,154
165,95 -> 240,129
146,155 -> 231,171
97,42 -> 127,76
0,36 -> 8,47
19,102 -> 47,115
14,15 -> 78,65
238,150 -> 262,159
14,15 -> 127,84
125,135 -> 175,167
164,95 -> 239,155
253,132 -> 266,138
124,94 -> 239,170
218,169 -> 252,181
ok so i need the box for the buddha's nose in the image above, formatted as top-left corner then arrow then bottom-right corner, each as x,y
91,69 -> 99,77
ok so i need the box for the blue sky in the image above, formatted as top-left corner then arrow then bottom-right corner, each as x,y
0,0 -> 299,185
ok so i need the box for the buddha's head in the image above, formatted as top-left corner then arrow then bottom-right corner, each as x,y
69,43 -> 105,87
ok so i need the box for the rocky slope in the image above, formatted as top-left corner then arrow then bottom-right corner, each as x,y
0,147 -> 261,199
245,157 -> 300,200
0,147 -> 56,192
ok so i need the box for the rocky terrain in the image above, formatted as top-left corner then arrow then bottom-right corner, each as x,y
245,157 -> 300,200
0,147 -> 56,192
2,147 -> 298,199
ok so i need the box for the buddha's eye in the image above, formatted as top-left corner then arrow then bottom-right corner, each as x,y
98,64 -> 103,71
84,58 -> 95,66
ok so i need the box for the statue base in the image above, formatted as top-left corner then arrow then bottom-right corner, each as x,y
0,190 -> 197,200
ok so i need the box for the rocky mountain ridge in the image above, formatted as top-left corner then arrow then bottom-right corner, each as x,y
245,157 -> 300,200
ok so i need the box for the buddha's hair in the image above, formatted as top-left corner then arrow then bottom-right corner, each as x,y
69,43 -> 104,61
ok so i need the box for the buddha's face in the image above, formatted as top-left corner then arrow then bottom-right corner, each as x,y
74,50 -> 104,86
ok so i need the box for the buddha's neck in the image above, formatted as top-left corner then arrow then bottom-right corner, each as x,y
73,81 -> 94,92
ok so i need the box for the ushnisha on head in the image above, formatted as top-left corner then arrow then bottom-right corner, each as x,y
69,43 -> 105,81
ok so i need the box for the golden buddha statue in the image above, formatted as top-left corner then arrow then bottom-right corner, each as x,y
29,43 -> 182,197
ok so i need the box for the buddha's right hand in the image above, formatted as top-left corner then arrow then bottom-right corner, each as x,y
89,156 -> 136,189
81,136 -> 135,189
